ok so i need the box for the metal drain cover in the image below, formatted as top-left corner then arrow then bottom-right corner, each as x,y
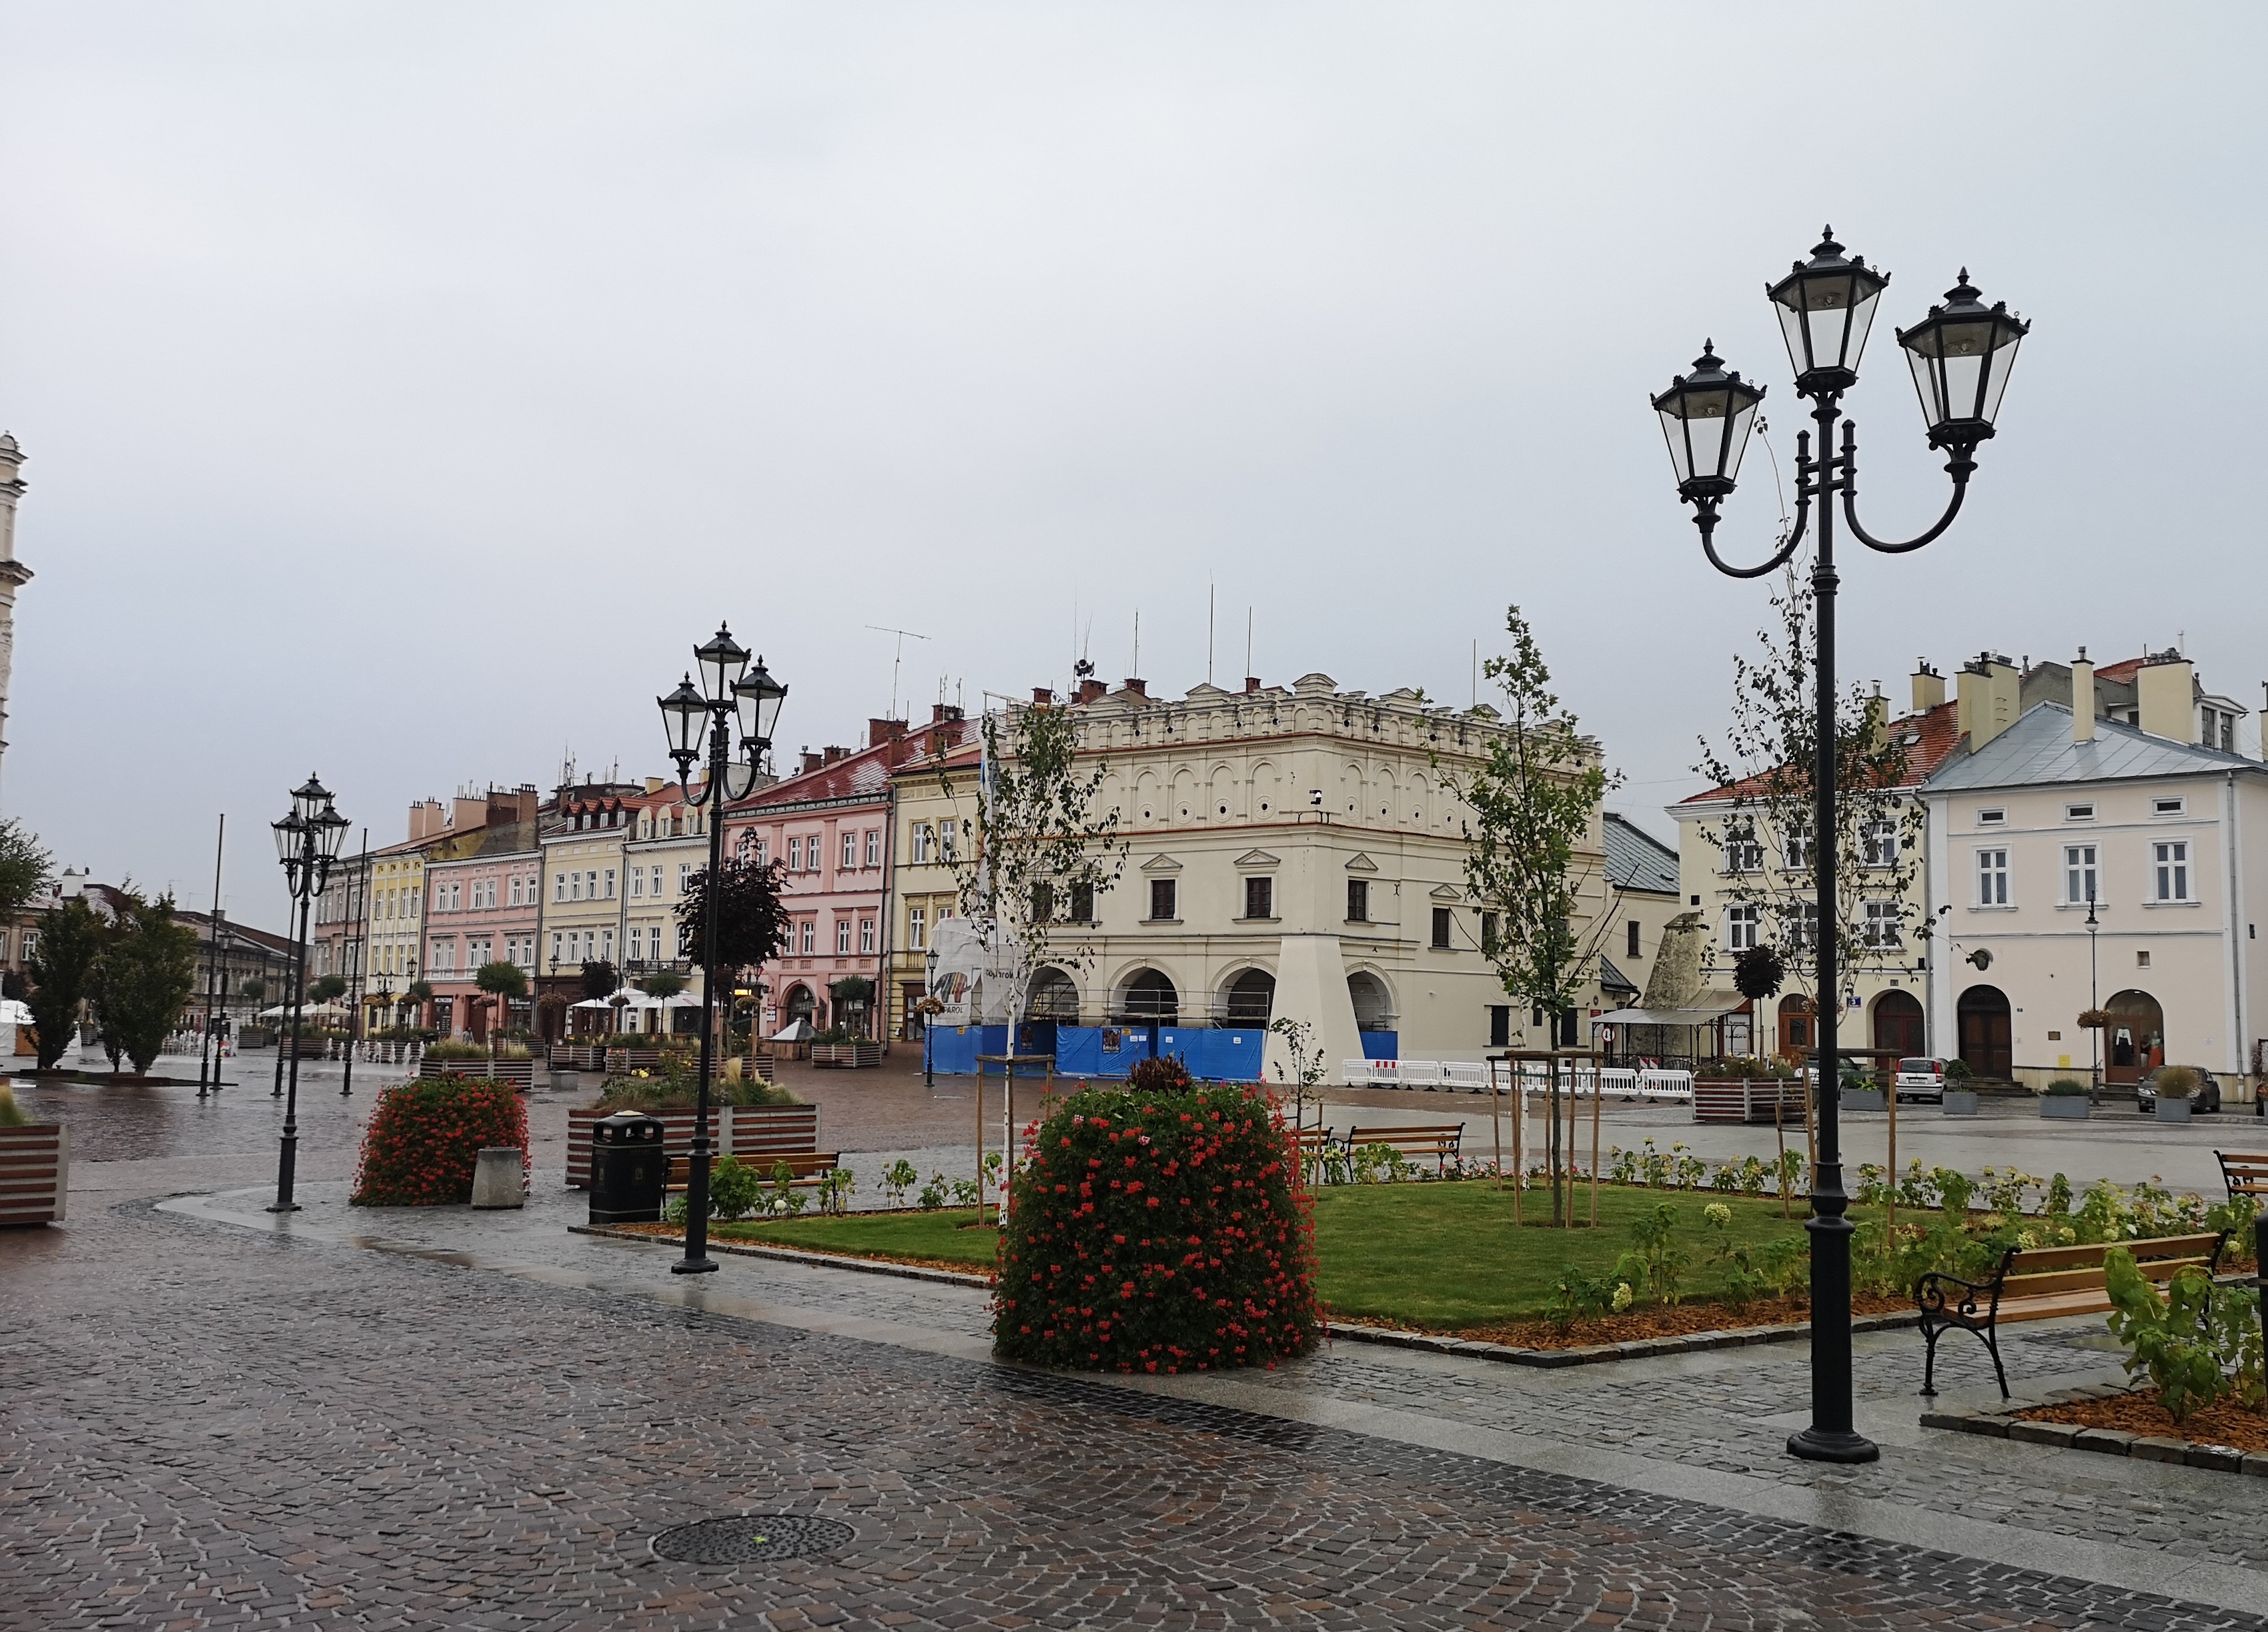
650,1514 -> 855,1565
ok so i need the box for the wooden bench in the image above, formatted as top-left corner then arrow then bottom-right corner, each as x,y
666,1151 -> 841,1194
1345,1124 -> 1464,1175
1917,1230 -> 2227,1398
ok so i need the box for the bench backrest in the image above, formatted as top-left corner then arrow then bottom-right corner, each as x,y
2001,1231 -> 2225,1300
1347,1124 -> 1463,1148
670,1152 -> 840,1180
2216,1150 -> 2268,1200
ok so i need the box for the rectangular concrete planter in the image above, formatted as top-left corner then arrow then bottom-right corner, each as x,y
2041,1095 -> 2090,1119
2153,1094 -> 2192,1124
566,1102 -> 819,1188
1838,1088 -> 1886,1114
1941,1090 -> 1979,1116
0,1122 -> 69,1224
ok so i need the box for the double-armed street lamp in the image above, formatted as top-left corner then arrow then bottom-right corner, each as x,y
1652,229 -> 2029,1464
269,773 -> 352,1213
656,626 -> 788,1275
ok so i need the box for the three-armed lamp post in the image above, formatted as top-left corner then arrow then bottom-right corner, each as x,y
268,774 -> 352,1213
1652,229 -> 2029,1463
656,626 -> 787,1275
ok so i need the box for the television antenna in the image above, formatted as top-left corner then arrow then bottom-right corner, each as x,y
865,625 -> 931,725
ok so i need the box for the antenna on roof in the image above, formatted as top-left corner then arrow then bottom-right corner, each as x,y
1131,608 -> 1140,678
1207,581 -> 1215,687
866,625 -> 930,724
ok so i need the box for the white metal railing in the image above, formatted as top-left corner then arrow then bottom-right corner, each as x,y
1339,1058 -> 1693,1100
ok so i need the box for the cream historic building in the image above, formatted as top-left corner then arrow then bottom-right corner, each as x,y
946,671 -> 1618,1082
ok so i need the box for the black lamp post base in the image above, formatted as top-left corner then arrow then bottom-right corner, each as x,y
1786,1426 -> 1880,1464
670,1257 -> 720,1276
265,1201 -> 302,1214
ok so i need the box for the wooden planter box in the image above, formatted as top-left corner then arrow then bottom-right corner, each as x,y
566,1102 -> 819,1188
237,1027 -> 274,1050
1692,1078 -> 1808,1126
606,1048 -> 683,1074
2041,1095 -> 2090,1120
548,1044 -> 606,1072
0,1123 -> 68,1225
811,1041 -> 883,1069
422,1057 -> 534,1090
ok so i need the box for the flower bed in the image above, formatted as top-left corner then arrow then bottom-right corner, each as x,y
351,1077 -> 528,1206
995,1081 -> 1321,1374
2015,1388 -> 2267,1455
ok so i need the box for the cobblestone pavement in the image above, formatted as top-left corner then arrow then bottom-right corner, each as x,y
5,1149 -> 2265,1631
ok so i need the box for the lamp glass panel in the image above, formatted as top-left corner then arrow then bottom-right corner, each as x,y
1978,330 -> 2021,424
735,664 -> 787,745
1773,298 -> 1815,378
1904,344 -> 1944,430
1656,405 -> 1698,487
273,817 -> 302,864
659,684 -> 706,758
1721,397 -> 1760,482
694,629 -> 750,703
316,805 -> 352,862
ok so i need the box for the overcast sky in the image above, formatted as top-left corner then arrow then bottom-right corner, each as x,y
1,3 -> 2259,932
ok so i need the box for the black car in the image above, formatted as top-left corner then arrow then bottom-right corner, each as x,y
2134,1066 -> 2221,1113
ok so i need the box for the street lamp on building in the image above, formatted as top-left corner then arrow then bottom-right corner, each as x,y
656,627 -> 786,1275
269,774 -> 352,1213
1652,229 -> 2029,1465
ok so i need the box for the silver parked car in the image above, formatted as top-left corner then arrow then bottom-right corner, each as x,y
2135,1066 -> 2221,1113
1894,1057 -> 1950,1104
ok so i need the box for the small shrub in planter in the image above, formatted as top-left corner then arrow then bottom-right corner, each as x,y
2042,1077 -> 2091,1119
352,1078 -> 528,1206
995,1082 -> 1320,1374
2045,1078 -> 2089,1096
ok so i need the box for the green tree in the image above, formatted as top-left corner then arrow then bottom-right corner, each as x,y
638,969 -> 686,1000
674,857 -> 791,971
25,896 -> 106,1069
0,819 -> 53,917
1437,604 -> 1616,1224
475,959 -> 528,1060
89,893 -> 200,1074
578,959 -> 618,1001
307,974 -> 348,1004
239,977 -> 266,1004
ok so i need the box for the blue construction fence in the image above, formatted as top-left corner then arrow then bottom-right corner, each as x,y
923,1022 -> 1303,1083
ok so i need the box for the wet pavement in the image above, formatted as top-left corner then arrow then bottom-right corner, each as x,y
6,1054 -> 2267,1629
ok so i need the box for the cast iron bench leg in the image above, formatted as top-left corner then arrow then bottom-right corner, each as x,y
1921,1322 -> 1940,1398
1984,1323 -> 2010,1399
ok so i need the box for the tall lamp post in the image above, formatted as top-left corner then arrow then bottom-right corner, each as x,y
2087,893 -> 2102,1107
269,774 -> 352,1213
656,626 -> 786,1275
1652,228 -> 2029,1464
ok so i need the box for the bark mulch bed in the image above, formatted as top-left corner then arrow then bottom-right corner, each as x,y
602,1220 -> 990,1280
1346,1292 -> 1912,1352
2016,1389 -> 2268,1455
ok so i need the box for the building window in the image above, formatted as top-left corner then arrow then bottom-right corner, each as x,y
836,918 -> 853,955
788,836 -> 802,871
865,830 -> 880,867
629,869 -> 643,899
939,819 -> 957,862
1070,881 -> 1095,922
1976,847 -> 2010,906
568,873 -> 583,903
860,918 -> 875,953
677,863 -> 693,895
600,929 -> 613,963
1431,907 -> 1454,949
1793,901 -> 1820,949
842,831 -> 857,870
1347,879 -> 1369,922
2065,843 -> 2098,904
648,925 -> 664,962
1862,901 -> 1901,948
799,919 -> 815,955
604,869 -> 616,899
1862,819 -> 1898,868
2153,797 -> 2187,817
2137,949 -> 2152,968
2153,840 -> 2190,901
554,873 -> 566,903
1481,912 -> 1500,954
1244,876 -> 1273,919
1726,838 -> 1764,874
1782,830 -> 1812,871
2065,803 -> 2095,822
752,837 -> 768,866
650,865 -> 664,898
1149,878 -> 1177,921
1030,881 -> 1055,923
910,824 -> 931,865
1977,807 -> 2006,826
1626,920 -> 1640,959
1726,904 -> 1759,951
1488,1005 -> 1510,1047
909,906 -> 926,949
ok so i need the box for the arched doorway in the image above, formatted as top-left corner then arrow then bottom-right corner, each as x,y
1026,967 -> 1081,1022
1347,971 -> 1395,1032
783,983 -> 816,1026
1777,994 -> 1814,1060
1872,989 -> 1926,1060
2104,989 -> 2164,1086
1223,968 -> 1275,1024
1957,985 -> 2013,1078
1117,969 -> 1177,1022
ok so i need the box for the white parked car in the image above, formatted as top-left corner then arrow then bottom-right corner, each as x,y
1894,1057 -> 1950,1103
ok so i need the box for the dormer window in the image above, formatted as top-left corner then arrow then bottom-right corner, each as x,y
1976,808 -> 2006,826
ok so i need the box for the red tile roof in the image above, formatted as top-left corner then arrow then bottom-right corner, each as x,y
1682,698 -> 1964,805
736,719 -> 975,811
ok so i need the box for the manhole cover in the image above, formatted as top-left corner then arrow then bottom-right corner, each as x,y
650,1514 -> 855,1565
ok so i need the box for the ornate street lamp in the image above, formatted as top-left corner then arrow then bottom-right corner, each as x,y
268,774 -> 351,1213
655,625 -> 784,1274
1652,226 -> 2029,1465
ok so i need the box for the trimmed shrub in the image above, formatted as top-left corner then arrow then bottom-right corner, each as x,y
995,1082 -> 1320,1374
2045,1078 -> 2089,1096
351,1077 -> 528,1206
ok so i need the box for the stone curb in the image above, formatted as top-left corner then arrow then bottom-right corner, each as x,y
569,1223 -> 1917,1367
1920,1386 -> 2268,1477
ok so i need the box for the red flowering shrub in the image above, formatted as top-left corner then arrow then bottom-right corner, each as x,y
995,1082 -> 1320,1373
350,1077 -> 528,1206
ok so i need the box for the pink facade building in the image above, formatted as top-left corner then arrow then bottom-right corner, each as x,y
726,715 -> 969,1042
422,817 -> 544,1041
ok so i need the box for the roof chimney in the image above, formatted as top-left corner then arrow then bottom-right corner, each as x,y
1079,678 -> 1107,703
868,717 -> 907,746
1910,661 -> 1944,713
1245,675 -> 1262,695
1956,653 -> 2020,751
1031,687 -> 1053,706
2137,650 -> 2196,743
1123,678 -> 1147,698
2071,650 -> 2095,745
822,744 -> 846,765
800,749 -> 822,775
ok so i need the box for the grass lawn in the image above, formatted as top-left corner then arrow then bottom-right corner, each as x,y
708,1182 -> 1870,1326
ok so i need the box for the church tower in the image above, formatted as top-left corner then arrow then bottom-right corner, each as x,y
0,434 -> 32,796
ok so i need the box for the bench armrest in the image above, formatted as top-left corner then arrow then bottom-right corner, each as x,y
1916,1265 -> 2005,1320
